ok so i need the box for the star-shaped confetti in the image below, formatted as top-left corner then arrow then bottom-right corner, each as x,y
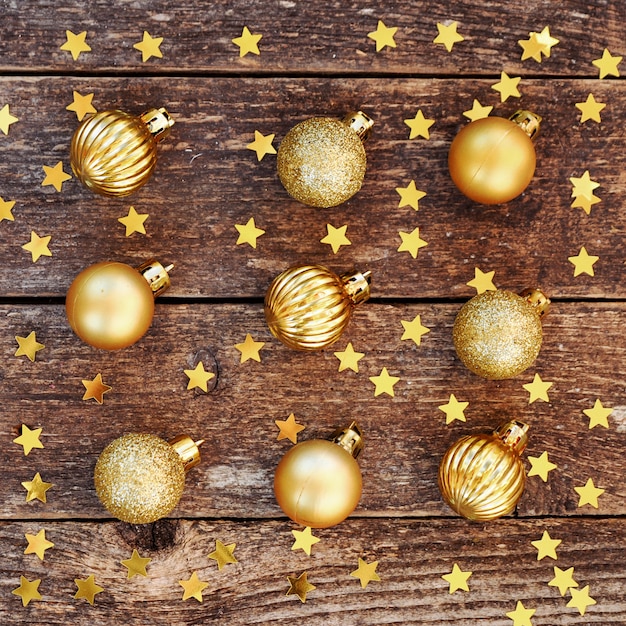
42,161 -> 71,192
404,110 -> 435,140
0,196 -> 16,221
320,223 -> 351,254
60,30 -> 91,60
400,314 -> 430,346
574,478 -> 604,509
291,526 -> 320,556
179,571 -> 209,602
583,399 -> 612,429
22,231 -> 52,262
527,451 -> 557,482
118,206 -> 148,236
567,585 -> 596,615
286,571 -> 315,603
184,361 -> 215,392
74,574 -> 104,605
395,180 -> 426,210
433,22 -> 464,52
506,600 -> 536,626
438,394 -> 469,424
334,342 -> 365,373
208,540 -> 238,570
351,558 -> 381,588
535,26 -> 559,57
397,226 -> 428,258
22,472 -> 53,503
82,373 -> 112,404
275,413 -> 305,444
24,529 -> 54,561
369,367 -> 400,397
518,33 -> 545,63
531,530 -> 561,561
592,48 -> 622,79
235,333 -> 265,363
13,424 -> 44,456
0,104 -> 19,134
246,130 -> 276,161
133,31 -> 163,62
121,549 -> 151,579
463,99 -> 493,121
467,267 -> 496,294
12,576 -> 42,606
367,20 -> 397,52
570,170 -> 600,201
548,566 -> 578,596
14,331 -> 45,361
523,373 -> 553,404
568,246 -> 598,277
442,563 -> 472,593
575,93 -> 606,124
66,90 -> 96,122
232,26 -> 262,57
571,193 -> 601,215
492,71 -> 521,102
235,217 -> 265,248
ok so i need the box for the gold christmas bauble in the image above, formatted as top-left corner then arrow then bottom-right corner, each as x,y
453,288 -> 550,379
438,421 -> 529,521
277,111 -> 374,207
264,265 -> 371,351
94,433 -> 202,524
66,259 -> 171,350
448,110 -> 541,204
70,107 -> 174,197
274,422 -> 363,528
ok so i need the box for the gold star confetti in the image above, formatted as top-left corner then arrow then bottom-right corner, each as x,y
438,394 -> 469,424
592,48 -> 622,79
246,130 -> 276,160
467,267 -> 496,294
491,71 -> 521,102
518,32 -> 544,62
583,399 -> 612,429
575,93 -> 606,124
351,558 -> 381,588
369,367 -> 400,397
527,451 -> 557,482
522,373 -> 553,404
121,549 -> 151,578
22,472 -> 53,503
400,314 -> 430,346
118,206 -> 148,236
275,413 -> 305,444
568,246 -> 598,277
404,109 -> 435,140
321,223 -> 351,254
286,571 -> 315,603
398,226 -> 428,258
463,99 -> 493,121
60,30 -> 91,60
13,424 -> 44,456
566,585 -> 596,615
574,477 -> 604,509
291,526 -> 320,556
232,26 -> 262,57
535,26 -> 559,57
548,566 -> 578,596
179,571 -> 209,602
22,231 -> 52,262
235,333 -> 265,363
24,529 -> 54,561
184,362 -> 215,392
82,373 -> 112,404
506,600 -> 536,626
334,342 -> 365,373
66,90 -> 96,121
0,104 -> 19,134
433,21 -> 464,52
208,540 -> 238,570
571,193 -> 601,215
74,574 -> 104,605
442,563 -> 472,593
396,180 -> 426,210
570,170 -> 600,201
0,196 -> 16,221
133,31 -> 163,62
14,331 -> 45,361
367,20 -> 397,52
12,576 -> 42,606
235,217 -> 265,248
531,530 -> 561,561
42,161 -> 71,192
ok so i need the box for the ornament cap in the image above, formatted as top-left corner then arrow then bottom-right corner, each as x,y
168,435 -> 203,472
508,109 -> 542,140
342,111 -> 374,142
495,420 -> 529,454
519,287 -> 551,318
140,107 -> 175,143
331,421 -> 364,459
137,259 -> 172,298
341,269 -> 372,306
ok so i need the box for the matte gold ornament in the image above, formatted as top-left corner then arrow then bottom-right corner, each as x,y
66,259 -> 172,350
94,433 -> 202,524
448,110 -> 541,204
453,288 -> 550,379
277,111 -> 374,207
70,107 -> 174,197
274,422 -> 363,528
438,421 -> 529,521
264,264 -> 371,350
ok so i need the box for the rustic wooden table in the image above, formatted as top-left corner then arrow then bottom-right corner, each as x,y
0,1 -> 624,624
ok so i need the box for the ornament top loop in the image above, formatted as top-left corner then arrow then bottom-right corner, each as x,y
342,111 -> 374,142
508,109 -> 542,140
495,420 -> 530,454
140,107 -> 175,142
341,269 -> 372,305
519,287 -> 551,318
331,421 -> 364,459
137,259 -> 173,298
168,435 -> 203,472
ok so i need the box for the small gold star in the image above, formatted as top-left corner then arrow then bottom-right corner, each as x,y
583,399 -> 612,429
291,527 -> 320,556
321,223 -> 351,254
467,267 -> 496,294
367,20 -> 397,52
570,170 -> 600,200
369,367 -> 400,397
0,104 -> 19,134
24,529 -> 54,561
121,549 -> 151,578
12,576 -> 42,606
395,180 -> 426,210
505,600 -> 536,626
592,48 -> 622,79
535,26 -> 559,57
118,206 -> 149,236
60,30 -> 91,60
179,571 -> 209,602
351,558 -> 381,588
568,246 -> 599,277
463,99 -> 493,121
401,314 -> 430,346
438,394 -> 469,424
574,477 -> 604,508
575,93 -> 606,124
184,362 -> 215,392
275,413 -> 305,444
491,71 -> 521,102
42,161 -> 71,192
22,231 -> 52,262
246,130 -> 276,161
82,373 -> 112,404
235,216 -> 265,248
518,33 -> 544,62
442,563 -> 472,593
22,472 -> 53,503
74,574 -> 104,605
548,566 -> 578,596
13,424 -> 44,456
566,585 -> 596,615
571,193 -> 601,215
334,342 -> 365,373
133,31 -> 163,62
0,196 -> 16,221
527,451 -> 557,482
14,331 -> 45,361
398,226 -> 428,258
531,530 -> 561,560
232,26 -> 262,57
433,21 -> 464,52
404,109 -> 435,139
66,91 -> 96,121
208,540 -> 238,570
235,333 -> 265,363
286,571 -> 315,603
522,373 -> 553,404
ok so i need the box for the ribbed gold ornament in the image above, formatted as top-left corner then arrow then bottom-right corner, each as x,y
438,421 -> 529,521
70,107 -> 174,197
264,265 -> 371,350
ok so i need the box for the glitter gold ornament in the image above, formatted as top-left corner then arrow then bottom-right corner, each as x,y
438,421 -> 529,521
453,288 -> 550,379
94,433 -> 202,524
70,107 -> 174,197
448,110 -> 541,204
277,111 -> 374,208
274,422 -> 363,528
264,264 -> 371,350
66,259 -> 172,350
